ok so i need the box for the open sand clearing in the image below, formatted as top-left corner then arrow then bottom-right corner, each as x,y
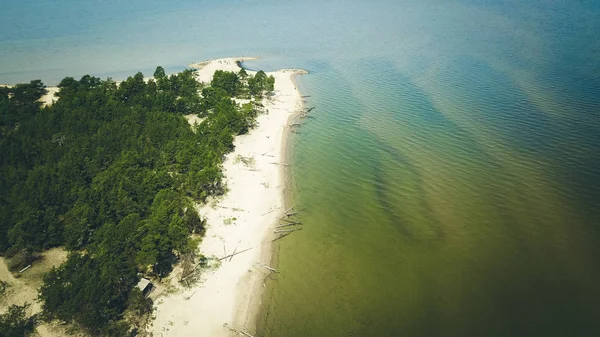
0,248 -> 68,314
0,248 -> 73,336
150,58 -> 305,336
40,87 -> 59,107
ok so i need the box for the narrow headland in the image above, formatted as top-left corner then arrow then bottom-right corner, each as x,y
0,57 -> 308,337
150,57 -> 308,337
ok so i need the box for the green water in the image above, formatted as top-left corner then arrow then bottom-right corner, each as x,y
260,55 -> 600,336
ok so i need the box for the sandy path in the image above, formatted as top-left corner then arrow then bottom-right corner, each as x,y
150,58 -> 305,337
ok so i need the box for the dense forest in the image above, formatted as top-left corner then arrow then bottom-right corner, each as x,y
0,67 -> 275,335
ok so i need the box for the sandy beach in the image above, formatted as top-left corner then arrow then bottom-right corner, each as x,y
150,58 -> 305,337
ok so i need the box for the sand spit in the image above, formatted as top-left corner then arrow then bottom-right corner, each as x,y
150,58 -> 305,337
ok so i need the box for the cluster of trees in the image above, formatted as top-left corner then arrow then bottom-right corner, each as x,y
0,80 -> 47,130
0,304 -> 35,337
209,68 -> 275,99
0,66 -> 273,335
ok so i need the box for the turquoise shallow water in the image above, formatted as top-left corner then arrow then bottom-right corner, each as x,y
2,1 -> 600,336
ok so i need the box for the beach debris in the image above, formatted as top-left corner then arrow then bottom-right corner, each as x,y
229,242 -> 241,262
218,247 -> 253,261
184,291 -> 197,300
274,228 -> 302,234
19,264 -> 32,273
274,221 -> 302,228
179,270 -> 200,284
223,323 -> 255,337
300,106 -> 316,118
284,205 -> 299,217
179,250 -> 205,283
261,207 -> 278,216
270,207 -> 304,239
256,263 -> 278,274
280,68 -> 309,75
269,162 -> 291,167
272,210 -> 303,239
271,232 -> 292,242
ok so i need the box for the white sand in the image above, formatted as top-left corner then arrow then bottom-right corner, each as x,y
183,114 -> 205,131
40,87 -> 59,107
150,58 -> 305,336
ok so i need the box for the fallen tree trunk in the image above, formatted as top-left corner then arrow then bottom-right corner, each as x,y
274,228 -> 302,234
257,263 -> 278,273
262,208 -> 277,216
223,323 -> 255,337
218,247 -> 253,261
275,222 -> 302,228
270,162 -> 291,167
272,233 -> 291,242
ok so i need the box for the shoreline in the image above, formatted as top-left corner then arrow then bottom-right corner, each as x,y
150,58 -> 306,336
249,71 -> 305,335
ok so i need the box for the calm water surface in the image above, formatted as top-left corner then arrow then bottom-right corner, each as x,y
2,1 -> 600,336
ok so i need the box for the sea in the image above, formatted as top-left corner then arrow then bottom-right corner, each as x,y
2,0 -> 599,336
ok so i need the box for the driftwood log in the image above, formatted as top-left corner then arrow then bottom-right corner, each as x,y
274,228 -> 302,234
275,222 -> 302,228
270,162 -> 291,167
223,323 -> 255,337
257,263 -> 278,273
218,247 -> 253,261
